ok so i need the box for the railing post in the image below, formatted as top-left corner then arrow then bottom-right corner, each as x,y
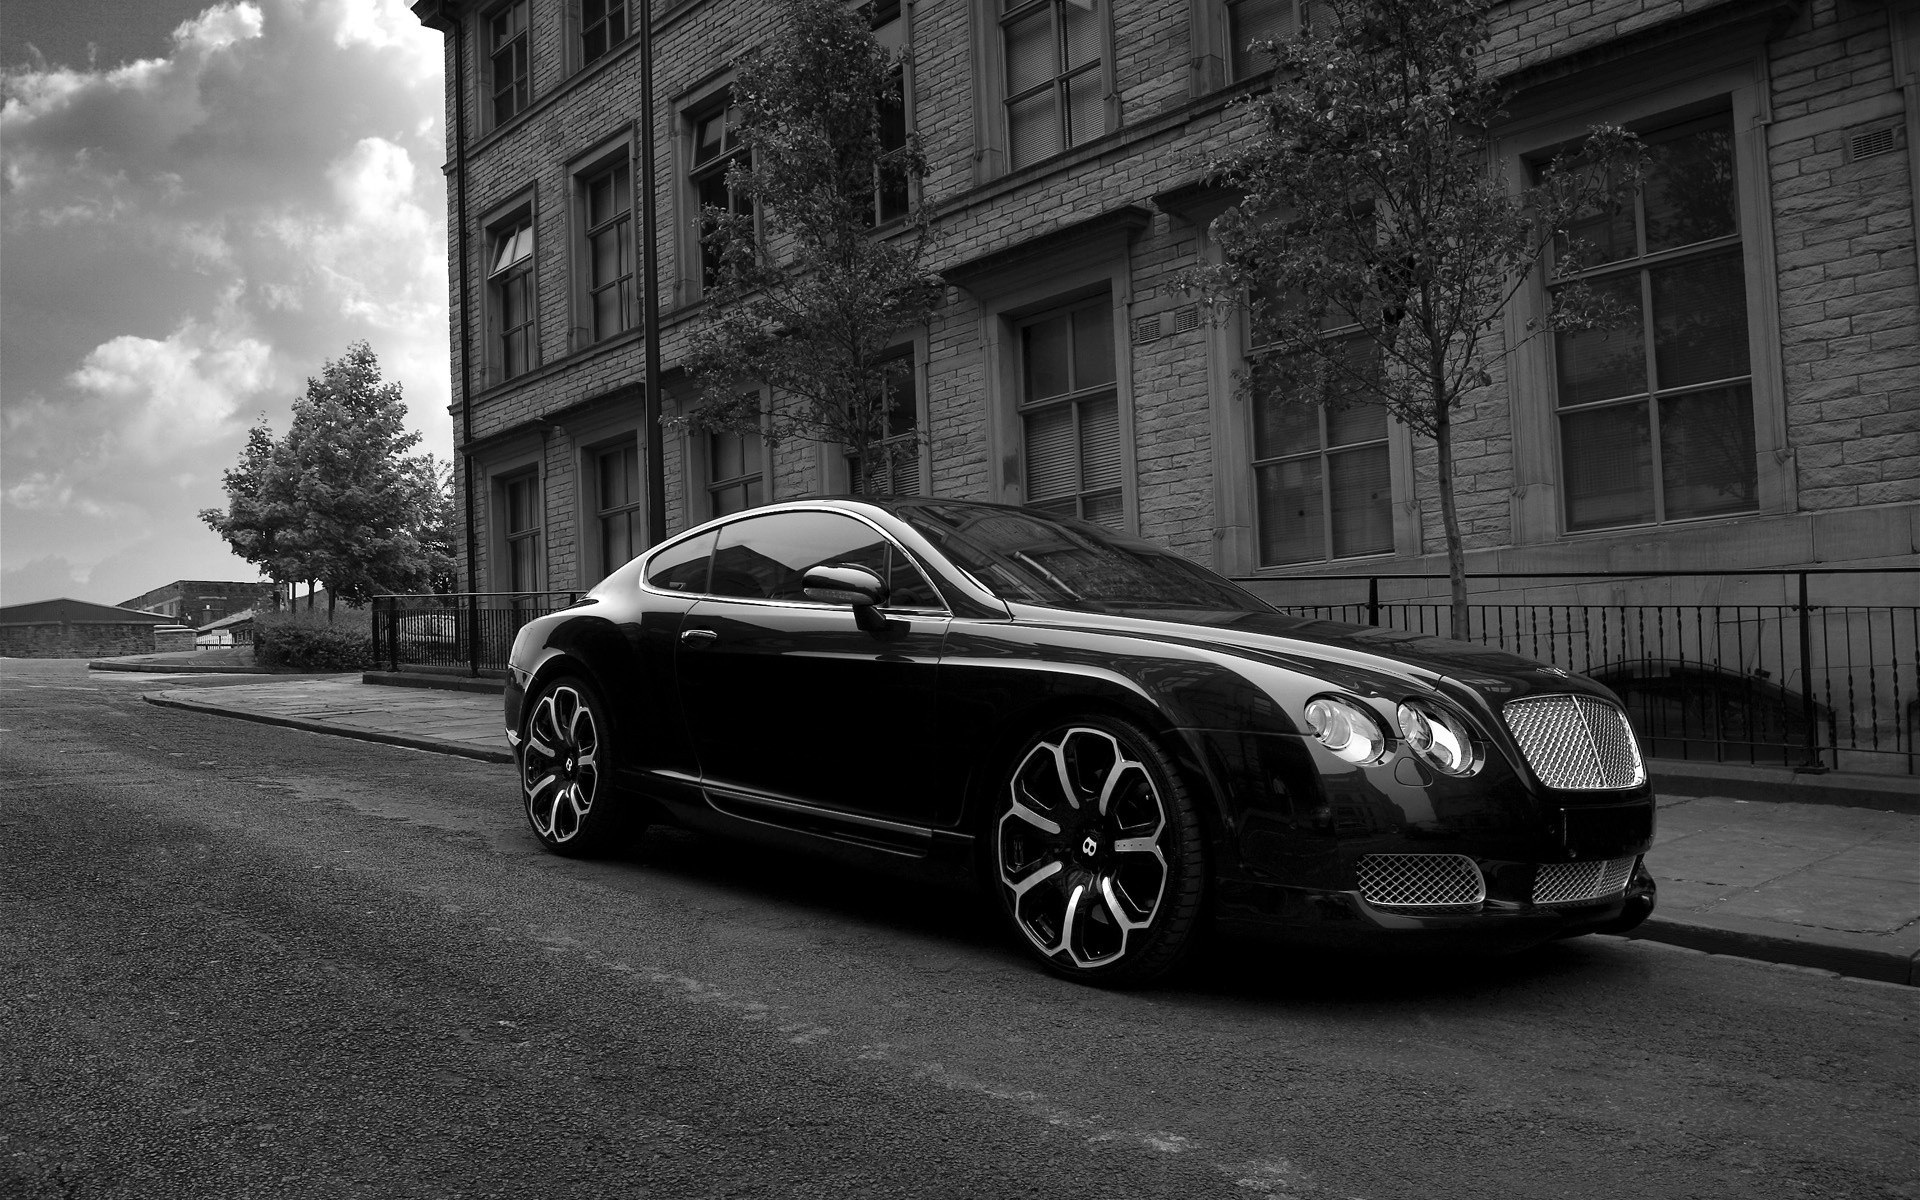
466,591 -> 482,678
1367,576 -> 1380,627
1797,571 -> 1827,773
384,596 -> 399,672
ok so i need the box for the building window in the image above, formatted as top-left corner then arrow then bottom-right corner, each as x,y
502,472 -> 541,592
594,442 -> 642,578
689,99 -> 750,290
488,2 -> 530,127
1018,297 -> 1123,528
1224,0 -> 1312,81
870,0 -> 911,224
1250,383 -> 1393,566
582,0 -> 628,65
707,428 -> 765,517
582,160 -> 634,343
847,350 -> 921,495
999,0 -> 1109,170
488,215 -> 535,382
1549,110 -> 1757,533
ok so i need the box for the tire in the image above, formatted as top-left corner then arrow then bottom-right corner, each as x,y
519,675 -> 633,857
989,716 -> 1208,987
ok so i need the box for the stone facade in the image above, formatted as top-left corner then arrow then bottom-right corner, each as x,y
414,0 -> 1915,606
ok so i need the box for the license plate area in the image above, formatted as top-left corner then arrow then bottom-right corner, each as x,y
1559,802 -> 1653,859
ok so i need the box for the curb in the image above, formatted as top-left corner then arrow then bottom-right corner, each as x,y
362,670 -> 506,694
1651,760 -> 1920,815
1627,918 -> 1918,987
91,659 -> 274,675
141,692 -> 514,765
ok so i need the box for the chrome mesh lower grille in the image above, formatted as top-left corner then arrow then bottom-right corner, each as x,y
1503,695 -> 1646,790
1357,854 -> 1486,909
1533,856 -> 1638,906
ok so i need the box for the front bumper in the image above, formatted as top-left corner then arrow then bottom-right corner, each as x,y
1214,856 -> 1657,946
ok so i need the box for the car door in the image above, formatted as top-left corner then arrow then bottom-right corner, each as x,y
675,509 -> 949,825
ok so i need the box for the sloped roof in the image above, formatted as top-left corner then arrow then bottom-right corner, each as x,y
0,598 -> 176,625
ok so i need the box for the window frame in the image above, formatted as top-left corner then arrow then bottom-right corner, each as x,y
581,0 -> 630,67
485,0 -> 532,131
1244,321 -> 1398,567
825,341 -> 928,497
1497,66 -> 1789,546
588,436 -> 644,583
868,0 -> 915,225
1013,295 -> 1127,528
679,88 -> 754,298
482,198 -> 539,386
972,0 -> 1117,181
496,466 -> 544,594
571,142 -> 638,351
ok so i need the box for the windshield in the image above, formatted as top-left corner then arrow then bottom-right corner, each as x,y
897,503 -> 1272,614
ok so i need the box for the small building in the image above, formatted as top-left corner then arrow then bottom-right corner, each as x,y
118,580 -> 276,630
0,598 -> 176,659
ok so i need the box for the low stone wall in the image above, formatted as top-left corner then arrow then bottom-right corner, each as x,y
0,621 -> 158,659
152,626 -> 196,653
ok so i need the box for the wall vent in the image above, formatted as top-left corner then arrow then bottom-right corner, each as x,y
1847,126 -> 1898,163
1131,315 -> 1161,344
1173,305 -> 1201,334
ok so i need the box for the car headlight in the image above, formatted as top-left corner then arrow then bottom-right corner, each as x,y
1397,699 -> 1480,776
1304,696 -> 1388,765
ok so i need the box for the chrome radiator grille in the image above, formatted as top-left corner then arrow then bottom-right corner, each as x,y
1533,855 -> 1638,906
1357,854 -> 1486,909
1503,695 -> 1646,790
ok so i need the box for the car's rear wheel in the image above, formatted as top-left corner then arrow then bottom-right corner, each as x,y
520,676 -> 632,856
990,716 -> 1207,986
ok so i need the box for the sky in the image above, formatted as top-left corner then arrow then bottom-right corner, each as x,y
1,0 -> 449,608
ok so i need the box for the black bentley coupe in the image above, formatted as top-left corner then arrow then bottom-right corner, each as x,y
505,497 -> 1656,985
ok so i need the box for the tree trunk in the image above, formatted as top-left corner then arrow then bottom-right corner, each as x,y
1432,401 -> 1470,641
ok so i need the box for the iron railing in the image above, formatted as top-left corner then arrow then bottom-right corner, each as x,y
371,591 -> 583,677
1232,568 -> 1917,776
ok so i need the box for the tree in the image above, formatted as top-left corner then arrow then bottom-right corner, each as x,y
407,454 -> 461,595
1192,0 -> 1643,637
201,342 -> 447,617
200,418 -> 305,609
678,0 -> 943,494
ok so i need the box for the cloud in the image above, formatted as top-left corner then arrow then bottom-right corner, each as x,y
1,0 -> 449,605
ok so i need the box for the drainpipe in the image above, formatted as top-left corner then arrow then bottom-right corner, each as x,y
640,0 -> 665,546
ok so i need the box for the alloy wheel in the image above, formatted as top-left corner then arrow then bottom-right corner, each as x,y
522,683 -> 600,844
996,726 -> 1171,970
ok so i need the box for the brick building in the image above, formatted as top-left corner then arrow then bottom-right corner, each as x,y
409,0 -> 1916,682
118,580 -> 276,630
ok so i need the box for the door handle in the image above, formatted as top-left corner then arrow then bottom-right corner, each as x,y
680,628 -> 718,647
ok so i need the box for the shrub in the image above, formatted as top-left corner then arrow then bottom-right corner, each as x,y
253,608 -> 375,672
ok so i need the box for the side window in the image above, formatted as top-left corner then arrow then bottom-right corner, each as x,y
488,2 -> 531,128
1018,295 -> 1124,528
582,0 -> 628,65
1225,0 -> 1315,82
487,213 -> 536,382
645,531 -> 716,593
688,98 -> 750,291
708,512 -> 940,609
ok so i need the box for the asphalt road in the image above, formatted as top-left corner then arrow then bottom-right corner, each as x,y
3,658 -> 1915,1200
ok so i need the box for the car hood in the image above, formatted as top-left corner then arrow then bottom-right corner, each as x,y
1005,604 -> 1616,706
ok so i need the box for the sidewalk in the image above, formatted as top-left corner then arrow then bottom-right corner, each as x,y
138,671 -> 1920,987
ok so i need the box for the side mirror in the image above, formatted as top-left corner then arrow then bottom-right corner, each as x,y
802,563 -> 890,609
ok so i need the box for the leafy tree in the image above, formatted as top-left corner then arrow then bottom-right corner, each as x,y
407,454 -> 461,595
200,418 -> 304,609
1193,0 -> 1643,637
678,0 -> 942,494
201,342 -> 447,618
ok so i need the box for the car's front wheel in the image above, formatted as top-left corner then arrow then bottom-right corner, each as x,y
520,676 -> 632,856
990,717 -> 1207,986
